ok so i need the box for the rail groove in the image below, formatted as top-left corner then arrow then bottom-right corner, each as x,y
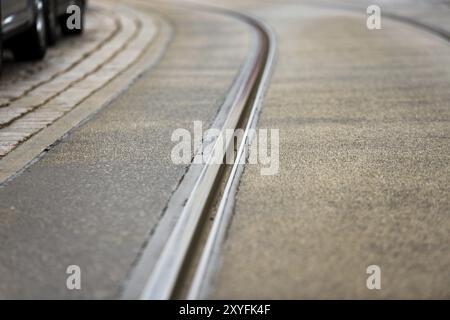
132,2 -> 276,300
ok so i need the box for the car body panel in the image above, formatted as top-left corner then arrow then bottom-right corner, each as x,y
1,0 -> 83,39
1,0 -> 34,39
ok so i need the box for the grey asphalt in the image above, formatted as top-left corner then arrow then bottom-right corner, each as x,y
210,0 -> 450,299
0,2 -> 252,299
1,0 -> 449,300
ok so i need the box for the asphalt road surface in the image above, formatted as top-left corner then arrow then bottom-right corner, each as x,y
210,0 -> 450,299
0,0 -> 448,299
0,0 -> 252,299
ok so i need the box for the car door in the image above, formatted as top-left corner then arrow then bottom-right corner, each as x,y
1,0 -> 31,36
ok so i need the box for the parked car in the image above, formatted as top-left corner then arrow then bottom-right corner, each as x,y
0,0 -> 86,70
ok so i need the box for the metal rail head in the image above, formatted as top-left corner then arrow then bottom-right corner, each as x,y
139,3 -> 276,300
187,14 -> 277,300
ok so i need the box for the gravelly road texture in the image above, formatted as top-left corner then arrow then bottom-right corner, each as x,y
0,1 -> 251,299
210,0 -> 450,299
0,0 -> 448,300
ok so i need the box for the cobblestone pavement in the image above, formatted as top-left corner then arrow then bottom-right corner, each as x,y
0,2 -> 156,157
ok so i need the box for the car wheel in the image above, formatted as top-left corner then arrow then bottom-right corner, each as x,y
0,6 -> 3,73
0,37 -> 3,73
0,36 -> 3,74
45,0 -> 60,45
11,0 -> 47,61
60,0 -> 86,35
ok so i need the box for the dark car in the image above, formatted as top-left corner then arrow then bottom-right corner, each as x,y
0,0 -> 86,68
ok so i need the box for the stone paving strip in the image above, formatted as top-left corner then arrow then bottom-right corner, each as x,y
0,5 -> 132,129
0,8 -> 118,107
0,3 -> 157,157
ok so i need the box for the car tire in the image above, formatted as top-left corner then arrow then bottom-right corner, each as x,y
0,36 -> 3,74
60,0 -> 86,35
0,6 -> 3,73
45,0 -> 60,45
11,0 -> 47,61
